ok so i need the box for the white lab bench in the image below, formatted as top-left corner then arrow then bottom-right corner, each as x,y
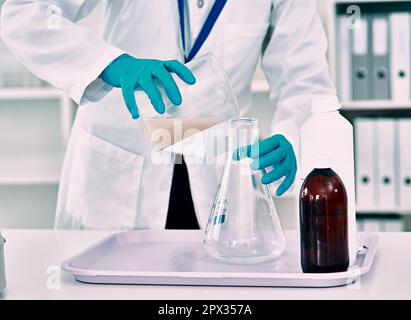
0,229 -> 410,300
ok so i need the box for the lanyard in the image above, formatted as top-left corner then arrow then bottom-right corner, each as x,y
177,0 -> 227,63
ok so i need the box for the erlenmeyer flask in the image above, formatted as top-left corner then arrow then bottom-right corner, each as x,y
204,118 -> 285,264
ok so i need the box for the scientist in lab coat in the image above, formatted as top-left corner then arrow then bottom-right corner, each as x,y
1,0 -> 335,230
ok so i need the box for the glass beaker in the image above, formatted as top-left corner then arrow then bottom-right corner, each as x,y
134,53 -> 239,154
204,118 -> 285,264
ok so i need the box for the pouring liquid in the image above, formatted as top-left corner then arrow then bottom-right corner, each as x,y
144,117 -> 225,151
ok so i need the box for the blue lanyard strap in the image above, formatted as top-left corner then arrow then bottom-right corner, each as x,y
177,0 -> 186,56
177,0 -> 227,63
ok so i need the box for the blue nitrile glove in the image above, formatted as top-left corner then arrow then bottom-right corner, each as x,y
100,54 -> 196,119
234,134 -> 297,196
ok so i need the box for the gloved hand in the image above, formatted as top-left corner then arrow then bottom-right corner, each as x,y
100,54 -> 196,119
234,134 -> 297,196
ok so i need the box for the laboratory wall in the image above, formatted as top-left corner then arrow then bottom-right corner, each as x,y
0,0 -> 410,231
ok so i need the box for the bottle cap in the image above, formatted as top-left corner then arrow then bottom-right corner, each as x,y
311,95 -> 341,113
314,155 -> 332,169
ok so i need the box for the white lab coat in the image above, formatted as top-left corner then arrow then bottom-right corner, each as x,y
1,0 -> 336,230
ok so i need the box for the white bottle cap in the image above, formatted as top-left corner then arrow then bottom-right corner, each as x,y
314,155 -> 332,169
311,95 -> 341,113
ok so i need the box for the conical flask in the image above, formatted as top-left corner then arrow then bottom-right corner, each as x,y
204,118 -> 285,264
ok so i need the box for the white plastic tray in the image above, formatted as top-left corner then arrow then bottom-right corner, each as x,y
62,230 -> 378,288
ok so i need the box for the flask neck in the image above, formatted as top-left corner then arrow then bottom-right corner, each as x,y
228,118 -> 259,155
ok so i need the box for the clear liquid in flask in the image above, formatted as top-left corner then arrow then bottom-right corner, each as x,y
204,118 -> 285,264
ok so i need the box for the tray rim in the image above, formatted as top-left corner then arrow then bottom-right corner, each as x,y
61,230 -> 378,281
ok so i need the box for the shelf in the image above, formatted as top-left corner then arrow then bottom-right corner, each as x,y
0,150 -> 64,185
0,87 -> 65,100
357,208 -> 411,215
341,100 -> 411,110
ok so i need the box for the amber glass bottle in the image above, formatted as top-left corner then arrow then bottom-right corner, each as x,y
299,163 -> 349,273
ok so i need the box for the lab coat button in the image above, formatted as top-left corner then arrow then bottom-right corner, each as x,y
197,0 -> 204,8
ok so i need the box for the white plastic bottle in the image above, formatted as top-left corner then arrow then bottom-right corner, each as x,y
300,96 -> 357,266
